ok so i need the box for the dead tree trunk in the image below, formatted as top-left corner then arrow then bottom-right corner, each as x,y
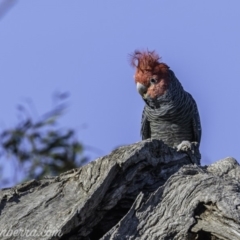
0,139 -> 239,240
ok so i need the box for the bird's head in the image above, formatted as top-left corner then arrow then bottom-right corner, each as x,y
130,50 -> 170,99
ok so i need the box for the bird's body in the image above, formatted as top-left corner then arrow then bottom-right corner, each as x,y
130,50 -> 201,150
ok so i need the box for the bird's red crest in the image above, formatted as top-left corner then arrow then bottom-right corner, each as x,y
130,50 -> 170,85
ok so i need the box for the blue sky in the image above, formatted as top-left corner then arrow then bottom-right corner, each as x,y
0,0 -> 240,177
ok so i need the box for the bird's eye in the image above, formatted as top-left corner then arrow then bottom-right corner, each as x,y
150,78 -> 157,84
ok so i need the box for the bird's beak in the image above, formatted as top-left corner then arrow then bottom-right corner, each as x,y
136,82 -> 147,97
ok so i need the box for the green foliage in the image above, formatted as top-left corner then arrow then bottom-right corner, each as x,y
0,94 -> 87,187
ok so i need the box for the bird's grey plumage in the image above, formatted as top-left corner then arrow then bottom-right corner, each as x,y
141,70 -> 201,148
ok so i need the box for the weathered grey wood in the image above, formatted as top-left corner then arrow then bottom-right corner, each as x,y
102,157 -> 240,240
0,140 -> 239,240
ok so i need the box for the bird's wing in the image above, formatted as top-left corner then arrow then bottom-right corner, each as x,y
141,106 -> 151,140
189,94 -> 201,145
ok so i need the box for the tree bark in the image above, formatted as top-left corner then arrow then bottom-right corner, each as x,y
0,139 -> 239,240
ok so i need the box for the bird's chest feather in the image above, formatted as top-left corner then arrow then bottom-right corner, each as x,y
146,100 -> 193,136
